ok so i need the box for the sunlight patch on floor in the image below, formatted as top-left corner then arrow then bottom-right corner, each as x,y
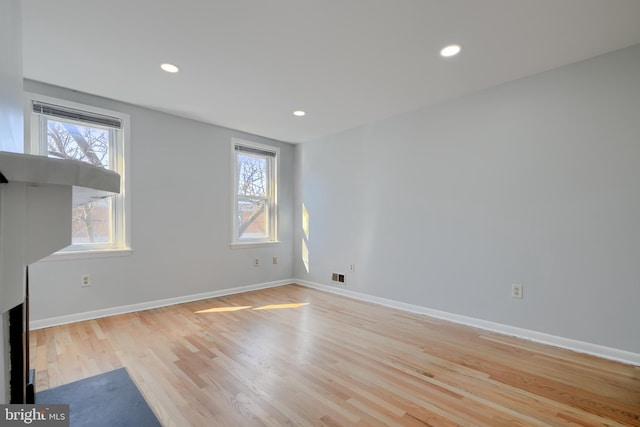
195,306 -> 253,313
252,303 -> 310,310
195,302 -> 310,314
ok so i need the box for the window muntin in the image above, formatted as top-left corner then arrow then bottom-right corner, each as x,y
29,96 -> 128,253
232,140 -> 278,244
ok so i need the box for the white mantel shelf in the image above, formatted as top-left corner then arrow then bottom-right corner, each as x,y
0,151 -> 121,313
0,151 -> 120,205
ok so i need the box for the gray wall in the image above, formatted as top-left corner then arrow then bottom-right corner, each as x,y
26,81 -> 295,321
0,0 -> 22,154
0,0 -> 23,404
294,45 -> 640,354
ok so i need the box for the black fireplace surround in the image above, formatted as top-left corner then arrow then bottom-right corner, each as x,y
8,266 -> 34,404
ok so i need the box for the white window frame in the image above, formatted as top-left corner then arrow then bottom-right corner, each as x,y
25,92 -> 131,259
230,138 -> 279,248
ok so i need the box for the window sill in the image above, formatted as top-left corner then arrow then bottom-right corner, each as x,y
40,248 -> 133,262
230,241 -> 281,249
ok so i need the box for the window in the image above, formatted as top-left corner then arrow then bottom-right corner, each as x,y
27,94 -> 130,255
232,139 -> 278,245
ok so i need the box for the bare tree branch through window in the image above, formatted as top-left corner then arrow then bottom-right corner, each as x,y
47,120 -> 111,243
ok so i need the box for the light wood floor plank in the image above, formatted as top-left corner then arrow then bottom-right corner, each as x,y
30,284 -> 640,426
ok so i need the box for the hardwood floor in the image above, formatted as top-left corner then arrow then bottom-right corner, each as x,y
30,284 -> 640,426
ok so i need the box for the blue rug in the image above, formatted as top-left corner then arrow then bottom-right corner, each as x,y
37,368 -> 161,427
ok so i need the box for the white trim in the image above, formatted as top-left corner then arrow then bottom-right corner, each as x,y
29,277 -> 640,366
296,279 -> 640,366
39,248 -> 133,262
30,279 -> 291,330
230,241 -> 281,249
23,91 -> 132,254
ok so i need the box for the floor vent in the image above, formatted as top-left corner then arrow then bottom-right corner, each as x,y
331,273 -> 346,284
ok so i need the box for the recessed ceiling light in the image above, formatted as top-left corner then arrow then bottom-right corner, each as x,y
160,63 -> 180,73
440,44 -> 461,58
293,110 -> 306,117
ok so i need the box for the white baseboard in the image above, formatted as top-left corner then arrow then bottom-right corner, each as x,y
30,278 -> 640,366
29,280 -> 291,330
296,280 -> 640,366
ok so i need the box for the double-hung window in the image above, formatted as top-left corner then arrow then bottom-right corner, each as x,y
232,139 -> 278,245
27,94 -> 130,255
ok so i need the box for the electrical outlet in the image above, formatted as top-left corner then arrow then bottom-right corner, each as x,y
254,258 -> 260,267
81,274 -> 91,287
273,256 -> 278,264
349,264 -> 355,272
511,284 -> 523,299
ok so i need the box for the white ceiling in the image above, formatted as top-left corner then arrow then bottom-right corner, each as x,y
21,0 -> 640,144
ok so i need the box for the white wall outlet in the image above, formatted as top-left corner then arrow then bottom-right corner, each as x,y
511,284 -> 523,299
273,256 -> 278,264
254,258 -> 260,267
81,274 -> 91,287
349,264 -> 355,272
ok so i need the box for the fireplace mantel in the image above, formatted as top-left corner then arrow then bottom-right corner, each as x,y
0,151 -> 120,205
1,151 -> 121,403
0,151 -> 121,313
